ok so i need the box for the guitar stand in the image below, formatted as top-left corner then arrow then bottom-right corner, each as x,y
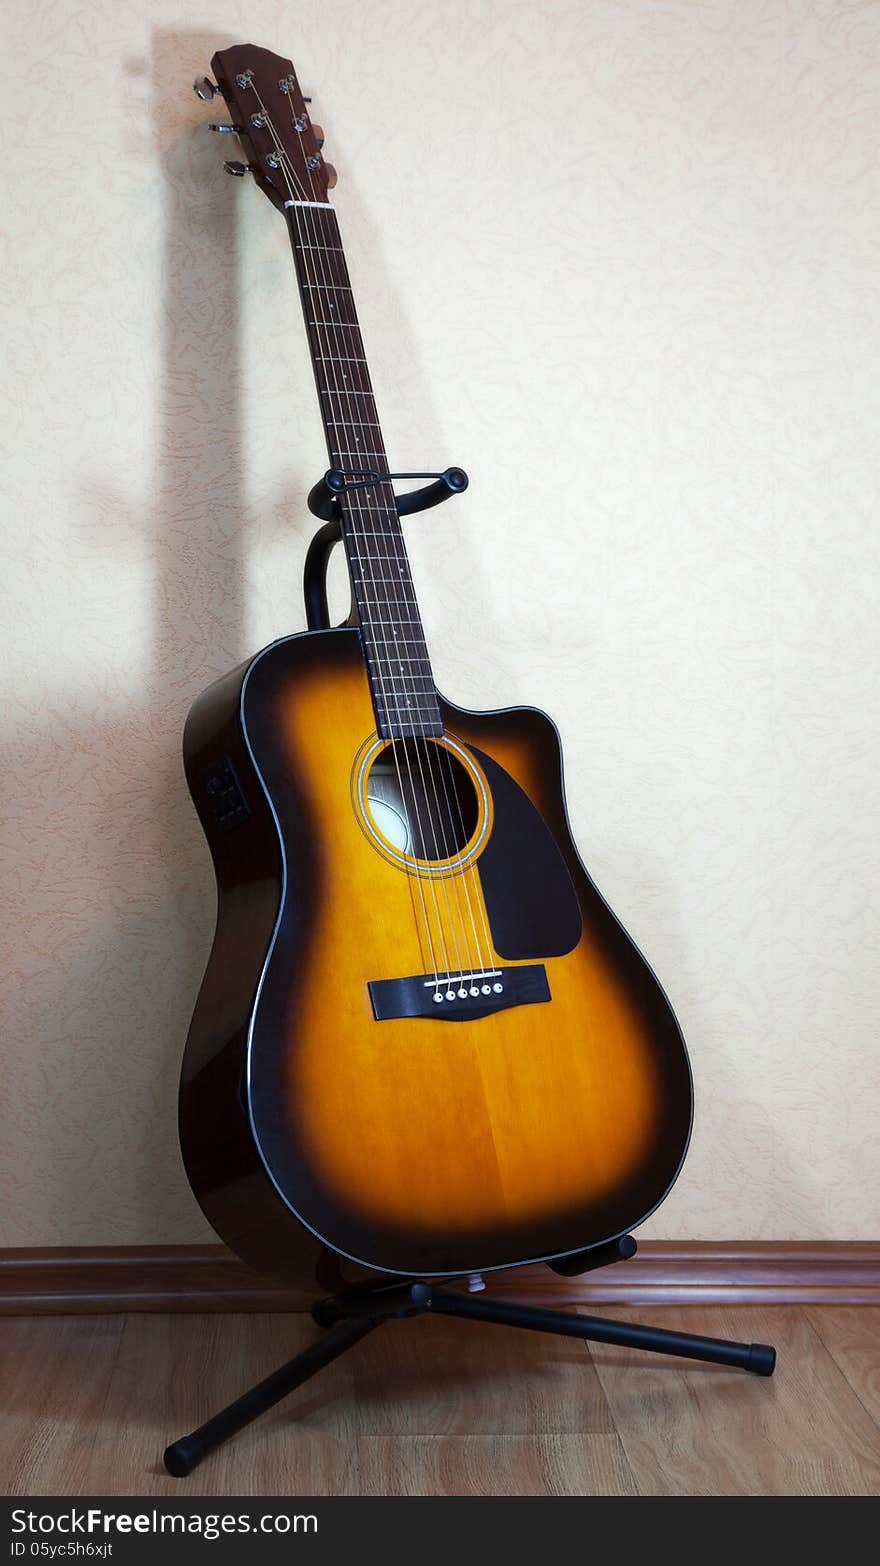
164,482 -> 775,1477
303,461 -> 468,630
163,1236 -> 776,1477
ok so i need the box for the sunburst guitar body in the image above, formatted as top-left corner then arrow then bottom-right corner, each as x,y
179,44 -> 693,1293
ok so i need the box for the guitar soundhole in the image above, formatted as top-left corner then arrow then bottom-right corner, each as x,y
365,738 -> 483,866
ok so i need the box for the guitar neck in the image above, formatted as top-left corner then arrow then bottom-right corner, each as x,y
284,201 -> 442,740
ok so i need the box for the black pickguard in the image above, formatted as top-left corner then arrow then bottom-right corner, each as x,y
470,745 -> 583,960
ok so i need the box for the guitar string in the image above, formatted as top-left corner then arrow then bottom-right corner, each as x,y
259,85 -> 492,985
433,738 -> 496,980
288,165 -> 476,983
248,86 -> 443,987
257,91 -> 461,985
288,161 -> 463,989
277,106 -> 498,986
296,162 -> 496,985
272,93 -> 487,988
295,210 -> 494,987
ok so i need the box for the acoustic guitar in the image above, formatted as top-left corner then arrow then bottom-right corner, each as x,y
180,43 -> 693,1292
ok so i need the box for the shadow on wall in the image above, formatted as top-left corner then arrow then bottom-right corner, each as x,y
8,25 -> 509,1247
11,29 -> 255,1244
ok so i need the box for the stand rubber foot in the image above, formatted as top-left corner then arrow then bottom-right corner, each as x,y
163,1435 -> 204,1479
746,1343 -> 777,1376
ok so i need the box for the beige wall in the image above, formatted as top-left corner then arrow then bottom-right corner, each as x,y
2,0 -> 878,1247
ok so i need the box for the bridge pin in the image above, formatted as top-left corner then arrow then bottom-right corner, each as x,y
432,992 -> 443,1003
469,986 -> 480,997
458,987 -> 468,999
493,982 -> 503,993
446,990 -> 456,1001
481,984 -> 491,995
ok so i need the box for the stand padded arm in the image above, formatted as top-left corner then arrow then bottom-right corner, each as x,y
307,465 -> 468,522
302,464 -> 469,630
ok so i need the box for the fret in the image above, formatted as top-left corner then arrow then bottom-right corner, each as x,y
363,619 -> 429,630
377,650 -> 432,660
322,414 -> 377,429
346,526 -> 403,538
356,609 -> 424,623
325,435 -> 383,447
373,677 -> 436,688
366,660 -> 433,674
382,725 -> 445,739
357,617 -> 429,629
345,506 -> 403,519
360,621 -> 425,633
351,554 -> 415,563
349,557 -> 410,570
369,671 -> 436,685
357,595 -> 420,608
373,705 -> 441,717
369,663 -> 435,679
324,424 -> 379,440
358,627 -> 428,644
361,635 -> 431,651
371,691 -> 440,707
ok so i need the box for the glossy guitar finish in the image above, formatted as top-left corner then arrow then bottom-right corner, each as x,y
182,628 -> 692,1288
179,44 -> 693,1293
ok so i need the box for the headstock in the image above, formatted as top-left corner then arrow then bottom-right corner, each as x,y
195,44 -> 337,212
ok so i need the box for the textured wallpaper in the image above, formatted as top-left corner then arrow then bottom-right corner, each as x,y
1,0 -> 878,1245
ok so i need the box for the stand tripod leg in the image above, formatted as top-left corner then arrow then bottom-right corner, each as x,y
426,1289 -> 776,1375
163,1315 -> 379,1478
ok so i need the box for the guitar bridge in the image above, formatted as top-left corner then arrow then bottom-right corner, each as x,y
368,965 -> 550,1022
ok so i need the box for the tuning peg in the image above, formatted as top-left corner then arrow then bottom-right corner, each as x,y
310,123 -> 325,149
324,162 -> 338,189
209,123 -> 243,134
193,76 -> 221,101
223,160 -> 253,177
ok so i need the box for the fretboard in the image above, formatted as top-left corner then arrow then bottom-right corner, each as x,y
285,200 -> 441,739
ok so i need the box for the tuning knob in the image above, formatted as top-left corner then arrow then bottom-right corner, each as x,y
193,76 -> 220,101
223,160 -> 253,177
311,123 -> 325,148
324,162 -> 338,189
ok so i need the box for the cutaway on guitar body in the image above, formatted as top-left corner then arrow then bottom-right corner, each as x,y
180,628 -> 692,1290
178,41 -> 693,1295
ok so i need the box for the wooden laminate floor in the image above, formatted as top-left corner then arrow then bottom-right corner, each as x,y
1,1306 -> 878,1495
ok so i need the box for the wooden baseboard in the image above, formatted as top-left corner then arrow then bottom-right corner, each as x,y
1,1242 -> 878,1314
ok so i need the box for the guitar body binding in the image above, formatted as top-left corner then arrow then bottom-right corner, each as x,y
180,627 -> 693,1291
